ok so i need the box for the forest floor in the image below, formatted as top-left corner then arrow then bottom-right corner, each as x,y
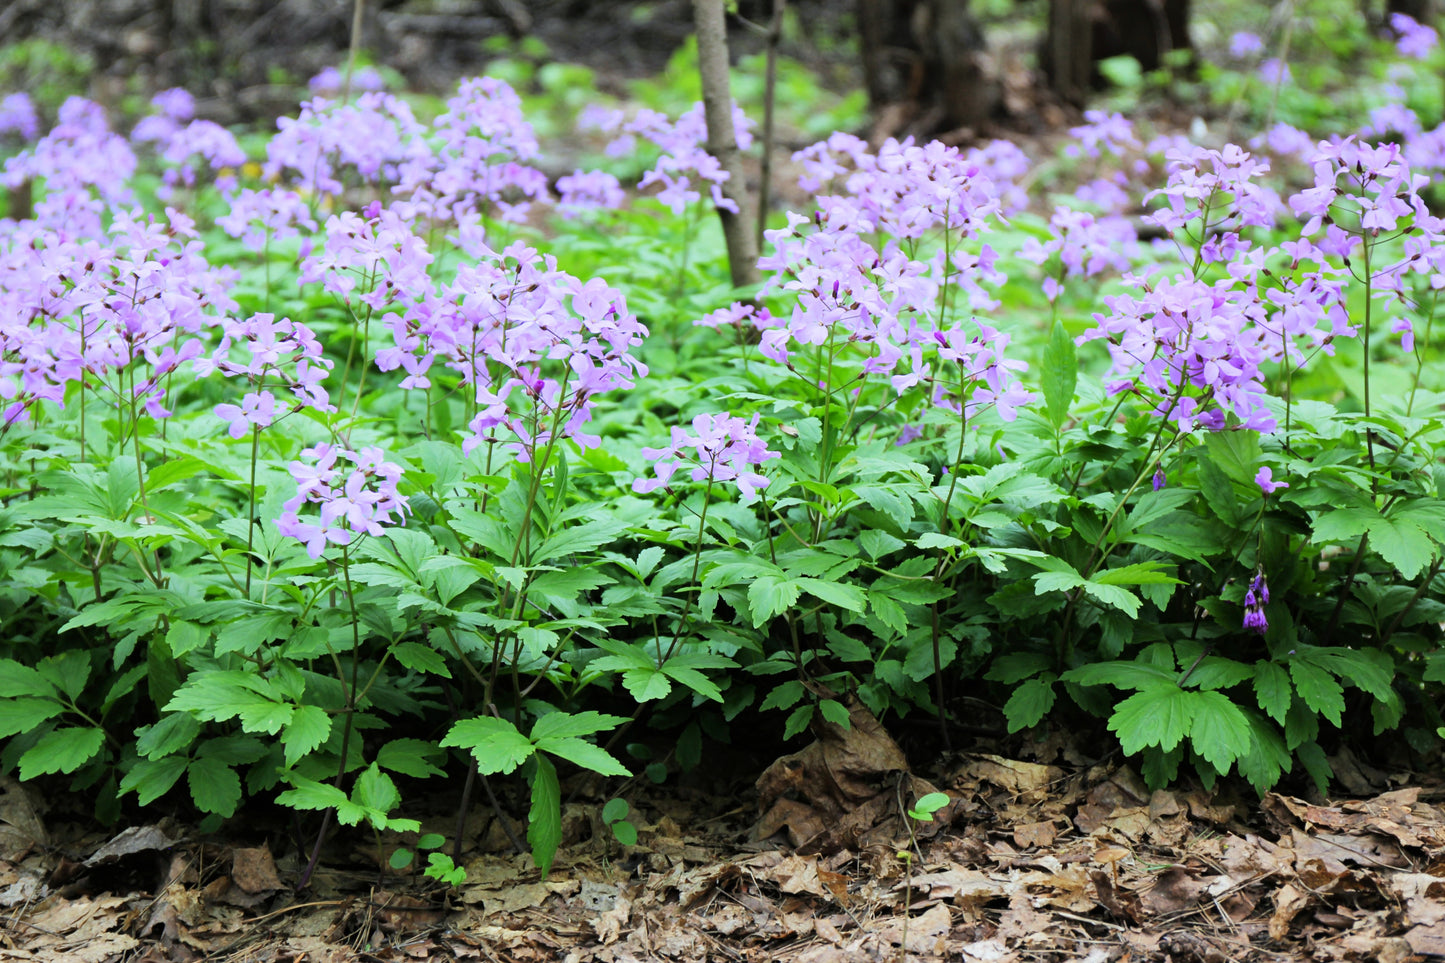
2,705 -> 1443,963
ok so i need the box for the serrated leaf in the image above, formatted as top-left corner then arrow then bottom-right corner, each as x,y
1253,661 -> 1292,724
352,763 -> 401,824
1108,685 -> 1193,754
119,755 -> 189,805
917,532 -> 964,550
377,739 -> 447,778
18,727 -> 104,778
1061,661 -> 1176,690
859,530 -> 905,560
1041,320 -> 1078,428
534,517 -> 626,563
0,660 -> 52,699
796,577 -> 866,613
1187,690 -> 1252,774
818,699 -> 852,729
783,704 -> 814,740
1004,677 -> 1056,733
188,757 -> 242,817
1288,660 -> 1344,727
440,717 -> 535,774
1183,657 -> 1255,691
391,641 -> 451,678
749,575 -> 801,626
528,756 -> 562,877
0,697 -> 64,738
538,738 -> 629,777
620,666 -> 672,701
869,590 -> 907,635
531,711 -> 627,742
282,705 -> 332,767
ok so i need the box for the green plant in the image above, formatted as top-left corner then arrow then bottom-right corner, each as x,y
601,797 -> 637,846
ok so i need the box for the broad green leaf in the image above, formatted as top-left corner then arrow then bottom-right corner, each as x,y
1288,660 -> 1344,727
352,764 -> 401,825
986,652 -> 1052,684
818,699 -> 852,729
0,698 -> 64,738
1183,657 -> 1255,691
1004,676 -> 1056,733
748,575 -> 801,627
859,530 -> 905,560
531,711 -> 627,742
18,727 -> 105,778
534,517 -> 626,563
136,713 -> 200,759
188,757 -> 242,817
620,667 -> 672,702
528,756 -> 562,877
1062,661 -> 1177,691
282,705 -> 332,768
796,577 -> 866,613
1079,581 -> 1143,617
537,738 -> 629,777
391,641 -> 452,678
441,717 -> 535,774
1108,685 -> 1193,754
1252,661 -> 1292,724
377,739 -> 447,778
1187,690 -> 1252,774
119,755 -> 188,805
0,661 -> 53,699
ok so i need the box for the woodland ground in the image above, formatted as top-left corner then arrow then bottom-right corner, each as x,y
2,713 -> 1443,963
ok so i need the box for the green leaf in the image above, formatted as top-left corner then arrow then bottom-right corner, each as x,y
1252,661 -> 1292,724
534,517 -> 626,563
119,755 -> 189,805
188,757 -> 242,817
1288,660 -> 1344,727
1079,581 -> 1143,617
1061,661 -> 1176,691
0,697 -> 64,738
748,575 -> 801,627
137,713 -> 200,759
538,738 -> 630,777
18,727 -> 105,778
620,666 -> 672,701
1183,657 -> 1254,691
818,699 -> 852,729
1187,690 -> 1252,774
528,756 -> 562,877
1041,320 -> 1078,428
859,530 -> 905,560
38,651 -> 90,700
0,660 -> 54,698
441,717 -> 535,775
282,705 -> 332,768
1003,676 -> 1056,733
796,577 -> 866,613
390,849 -> 416,870
1108,685 -> 1194,754
391,641 -> 452,678
602,798 -> 629,824
917,532 -> 964,551
531,711 -> 628,742
377,739 -> 447,778
352,764 -> 401,825
783,704 -> 814,740
986,652 -> 1051,684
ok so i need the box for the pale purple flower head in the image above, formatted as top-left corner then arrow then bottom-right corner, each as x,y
634,412 -> 780,500
1243,572 -> 1269,634
0,93 -> 39,142
1229,31 -> 1264,58
276,444 -> 410,559
1254,466 -> 1288,493
1391,13 -> 1438,59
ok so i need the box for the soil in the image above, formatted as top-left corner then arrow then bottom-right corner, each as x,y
2,707 -> 1443,963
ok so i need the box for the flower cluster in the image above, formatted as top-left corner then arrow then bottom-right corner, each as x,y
276,444 -> 410,558
1020,205 -> 1138,300
266,92 -> 426,198
1243,572 -> 1269,635
133,93 -> 246,199
0,92 -> 39,143
194,313 -> 335,436
216,187 -> 318,253
633,412 -> 780,500
586,102 -> 752,215
2,97 -> 137,209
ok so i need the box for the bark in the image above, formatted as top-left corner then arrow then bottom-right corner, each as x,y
1043,0 -> 1193,99
691,0 -> 761,291
856,0 -> 996,138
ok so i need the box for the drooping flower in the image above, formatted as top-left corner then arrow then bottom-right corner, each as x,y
1254,466 -> 1288,493
1243,571 -> 1269,635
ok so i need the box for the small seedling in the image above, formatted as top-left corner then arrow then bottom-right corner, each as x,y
602,798 -> 637,846
424,852 -> 467,887
896,791 -> 951,961
388,831 -> 446,872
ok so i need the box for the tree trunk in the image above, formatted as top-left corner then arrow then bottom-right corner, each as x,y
856,0 -> 996,139
1043,0 -> 1192,99
692,0 -> 761,291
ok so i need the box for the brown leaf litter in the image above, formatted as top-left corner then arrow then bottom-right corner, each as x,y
0,717 -> 1444,962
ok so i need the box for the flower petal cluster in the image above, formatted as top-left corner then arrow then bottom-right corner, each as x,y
197,313 -> 335,434
266,92 -> 427,198
0,92 -> 39,143
1243,572 -> 1270,635
634,412 -> 780,500
276,444 -> 410,558
2,97 -> 137,207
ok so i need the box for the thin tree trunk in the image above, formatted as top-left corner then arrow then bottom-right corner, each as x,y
691,0 -> 761,291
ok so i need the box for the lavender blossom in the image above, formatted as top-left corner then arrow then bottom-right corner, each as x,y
1243,572 -> 1269,634
633,412 -> 780,500
276,444 -> 410,558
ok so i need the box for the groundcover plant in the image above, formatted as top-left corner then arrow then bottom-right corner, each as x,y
1,19 -> 1444,878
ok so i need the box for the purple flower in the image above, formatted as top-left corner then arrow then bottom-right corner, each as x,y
1152,470 -> 1167,491
0,93 -> 39,142
214,390 -> 277,438
276,444 -> 410,559
1392,317 -> 1416,352
1229,31 -> 1264,58
1254,466 -> 1288,493
634,412 -> 780,500
1391,13 -> 1438,59
1243,572 -> 1269,634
